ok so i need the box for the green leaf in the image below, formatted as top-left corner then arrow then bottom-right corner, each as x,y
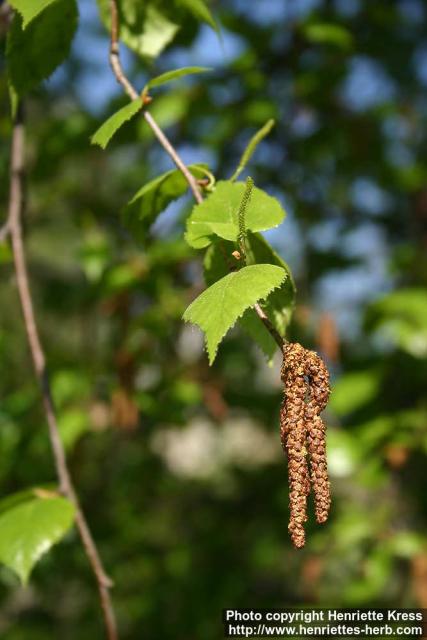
230,119 -> 275,182
58,409 -> 88,450
239,309 -> 278,361
0,493 -> 75,584
6,0 -> 78,97
97,0 -> 179,60
183,264 -> 287,364
7,0 -> 59,28
330,370 -> 381,416
185,181 -> 286,248
244,233 -> 295,334
131,5 -> 178,58
327,430 -> 361,479
147,66 -> 212,90
123,165 -> 212,237
0,488 -> 41,517
303,23 -> 353,50
0,485 -> 57,517
366,288 -> 427,358
385,532 -> 425,559
204,233 -> 295,360
91,98 -> 143,149
177,0 -> 217,30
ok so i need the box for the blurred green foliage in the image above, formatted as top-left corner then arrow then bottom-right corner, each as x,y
1,0 -> 427,638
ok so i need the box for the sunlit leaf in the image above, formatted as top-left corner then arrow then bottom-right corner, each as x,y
185,181 -> 286,248
58,409 -> 88,450
147,67 -> 212,90
0,488 -> 44,517
91,98 -> 143,149
183,264 -> 287,364
204,233 -> 295,360
177,0 -> 217,31
0,493 -> 75,584
327,429 -> 361,478
7,0 -> 59,28
130,5 -> 178,58
330,370 -> 381,416
97,0 -> 179,59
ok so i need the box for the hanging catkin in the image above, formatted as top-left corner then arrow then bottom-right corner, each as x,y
305,349 -> 331,525
280,342 -> 331,548
280,342 -> 310,548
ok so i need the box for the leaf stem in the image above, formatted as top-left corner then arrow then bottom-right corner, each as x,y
7,103 -> 118,640
108,0 -> 203,204
107,0 -> 283,350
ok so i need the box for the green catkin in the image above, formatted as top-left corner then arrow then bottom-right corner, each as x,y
237,176 -> 254,261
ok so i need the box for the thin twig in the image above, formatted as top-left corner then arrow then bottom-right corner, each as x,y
108,0 -> 136,101
108,0 -> 202,204
7,103 -> 118,640
253,302 -> 284,348
107,0 -> 283,348
143,110 -> 203,204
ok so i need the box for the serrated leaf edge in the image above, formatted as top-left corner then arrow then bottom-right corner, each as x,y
8,0 -> 59,28
90,98 -> 143,149
183,266 -> 287,364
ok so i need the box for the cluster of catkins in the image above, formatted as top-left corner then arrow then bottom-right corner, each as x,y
280,342 -> 331,548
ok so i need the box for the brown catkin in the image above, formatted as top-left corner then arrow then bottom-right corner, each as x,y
280,342 -> 310,548
280,342 -> 331,548
305,350 -> 331,524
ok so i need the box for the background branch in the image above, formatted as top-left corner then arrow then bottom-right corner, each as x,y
7,103 -> 118,640
108,0 -> 284,349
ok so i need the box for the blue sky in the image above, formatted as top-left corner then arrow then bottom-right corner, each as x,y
48,0 -> 425,341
